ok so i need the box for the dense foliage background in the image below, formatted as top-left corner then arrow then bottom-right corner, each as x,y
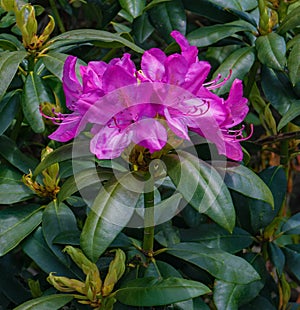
0,0 -> 300,309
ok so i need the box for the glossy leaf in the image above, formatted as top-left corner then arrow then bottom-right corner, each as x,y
215,161 -> 274,207
0,204 -> 43,256
0,51 -> 27,100
268,242 -> 285,276
179,225 -> 253,254
281,213 -> 300,235
261,66 -> 299,115
80,173 -> 141,261
167,243 -> 260,284
13,294 -> 73,310
119,0 -> 145,18
281,245 -> 300,280
0,33 -> 24,51
288,41 -> 300,86
149,0 -> 186,43
212,0 -> 257,11
39,52 -> 68,80
277,102 -> 300,130
278,5 -> 300,34
57,168 -> 112,203
0,135 -> 38,173
42,202 -> 79,265
188,20 -> 255,47
22,228 -> 82,278
0,90 -> 21,135
239,295 -> 276,309
115,277 -> 210,306
0,164 -> 33,204
44,29 -> 144,53
213,47 -> 256,95
143,0 -> 171,12
255,33 -> 286,71
133,12 -> 154,44
22,71 -> 50,133
163,151 -> 235,232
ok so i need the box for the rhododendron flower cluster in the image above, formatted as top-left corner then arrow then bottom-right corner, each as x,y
47,31 -> 250,162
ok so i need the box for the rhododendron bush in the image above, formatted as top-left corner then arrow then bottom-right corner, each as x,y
0,1 -> 299,309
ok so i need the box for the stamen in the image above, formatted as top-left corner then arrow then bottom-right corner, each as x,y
205,70 -> 232,90
223,124 -> 253,142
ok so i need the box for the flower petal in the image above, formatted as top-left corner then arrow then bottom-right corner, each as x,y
141,48 -> 167,81
110,53 -> 136,75
164,54 -> 188,85
164,108 -> 189,140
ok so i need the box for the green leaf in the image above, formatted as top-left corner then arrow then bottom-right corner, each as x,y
133,12 -> 155,44
282,245 -> 300,281
42,202 -> 79,265
22,71 -> 50,133
180,225 -> 253,254
215,162 -> 274,207
261,66 -> 299,115
57,168 -> 113,203
163,151 -> 235,232
0,51 -> 27,100
255,33 -> 286,71
0,90 -> 21,135
145,260 -> 183,279
281,213 -> 300,235
239,296 -> 276,309
187,20 -> 255,47
39,52 -> 68,80
268,242 -> 285,276
288,41 -> 300,86
277,101 -> 300,130
44,29 -> 144,53
213,47 -> 256,95
278,5 -> 300,34
0,164 -> 33,204
115,277 -> 210,306
0,135 -> 38,173
143,0 -> 171,11
119,0 -> 146,18
0,204 -> 43,256
0,33 -> 24,51
33,141 -> 91,179
212,0 -> 257,11
155,221 -> 181,247
167,243 -> 260,284
13,294 -> 73,310
149,0 -> 186,43
22,227 -> 82,278
80,173 -> 141,261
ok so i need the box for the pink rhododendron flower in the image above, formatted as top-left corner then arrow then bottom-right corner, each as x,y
46,31 -> 251,162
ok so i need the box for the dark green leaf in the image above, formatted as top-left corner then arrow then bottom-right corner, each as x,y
57,168 -> 112,203
119,0 -> 145,18
133,12 -> 155,44
33,141 -> 91,179
0,164 -> 33,204
143,0 -> 171,11
288,41 -> 300,86
261,66 -> 299,115
163,151 -> 235,232
0,135 -> 38,173
22,228 -> 82,278
268,242 -> 285,276
281,213 -> 300,235
0,90 -> 21,135
212,0 -> 257,11
149,0 -> 186,43
0,204 -> 43,256
213,47 -> 256,95
239,295 -> 276,310
22,71 -> 50,133
39,52 -> 68,80
278,5 -> 300,34
155,221 -> 181,247
0,51 -> 27,99
167,243 -> 260,284
277,102 -> 300,130
116,277 -> 210,306
188,20 -> 255,47
255,33 -> 286,71
145,260 -> 183,279
215,161 -> 274,207
42,202 -> 79,265
282,244 -> 300,280
180,225 -> 253,254
53,230 -> 80,245
13,294 -> 73,310
44,29 -> 144,53
80,173 -> 141,261
0,34 -> 23,51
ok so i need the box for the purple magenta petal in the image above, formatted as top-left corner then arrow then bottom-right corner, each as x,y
90,125 -> 132,159
109,53 -> 136,76
163,108 -> 190,140
62,56 -> 82,111
141,48 -> 167,81
102,65 -> 136,93
131,119 -> 167,153
164,54 -> 188,85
